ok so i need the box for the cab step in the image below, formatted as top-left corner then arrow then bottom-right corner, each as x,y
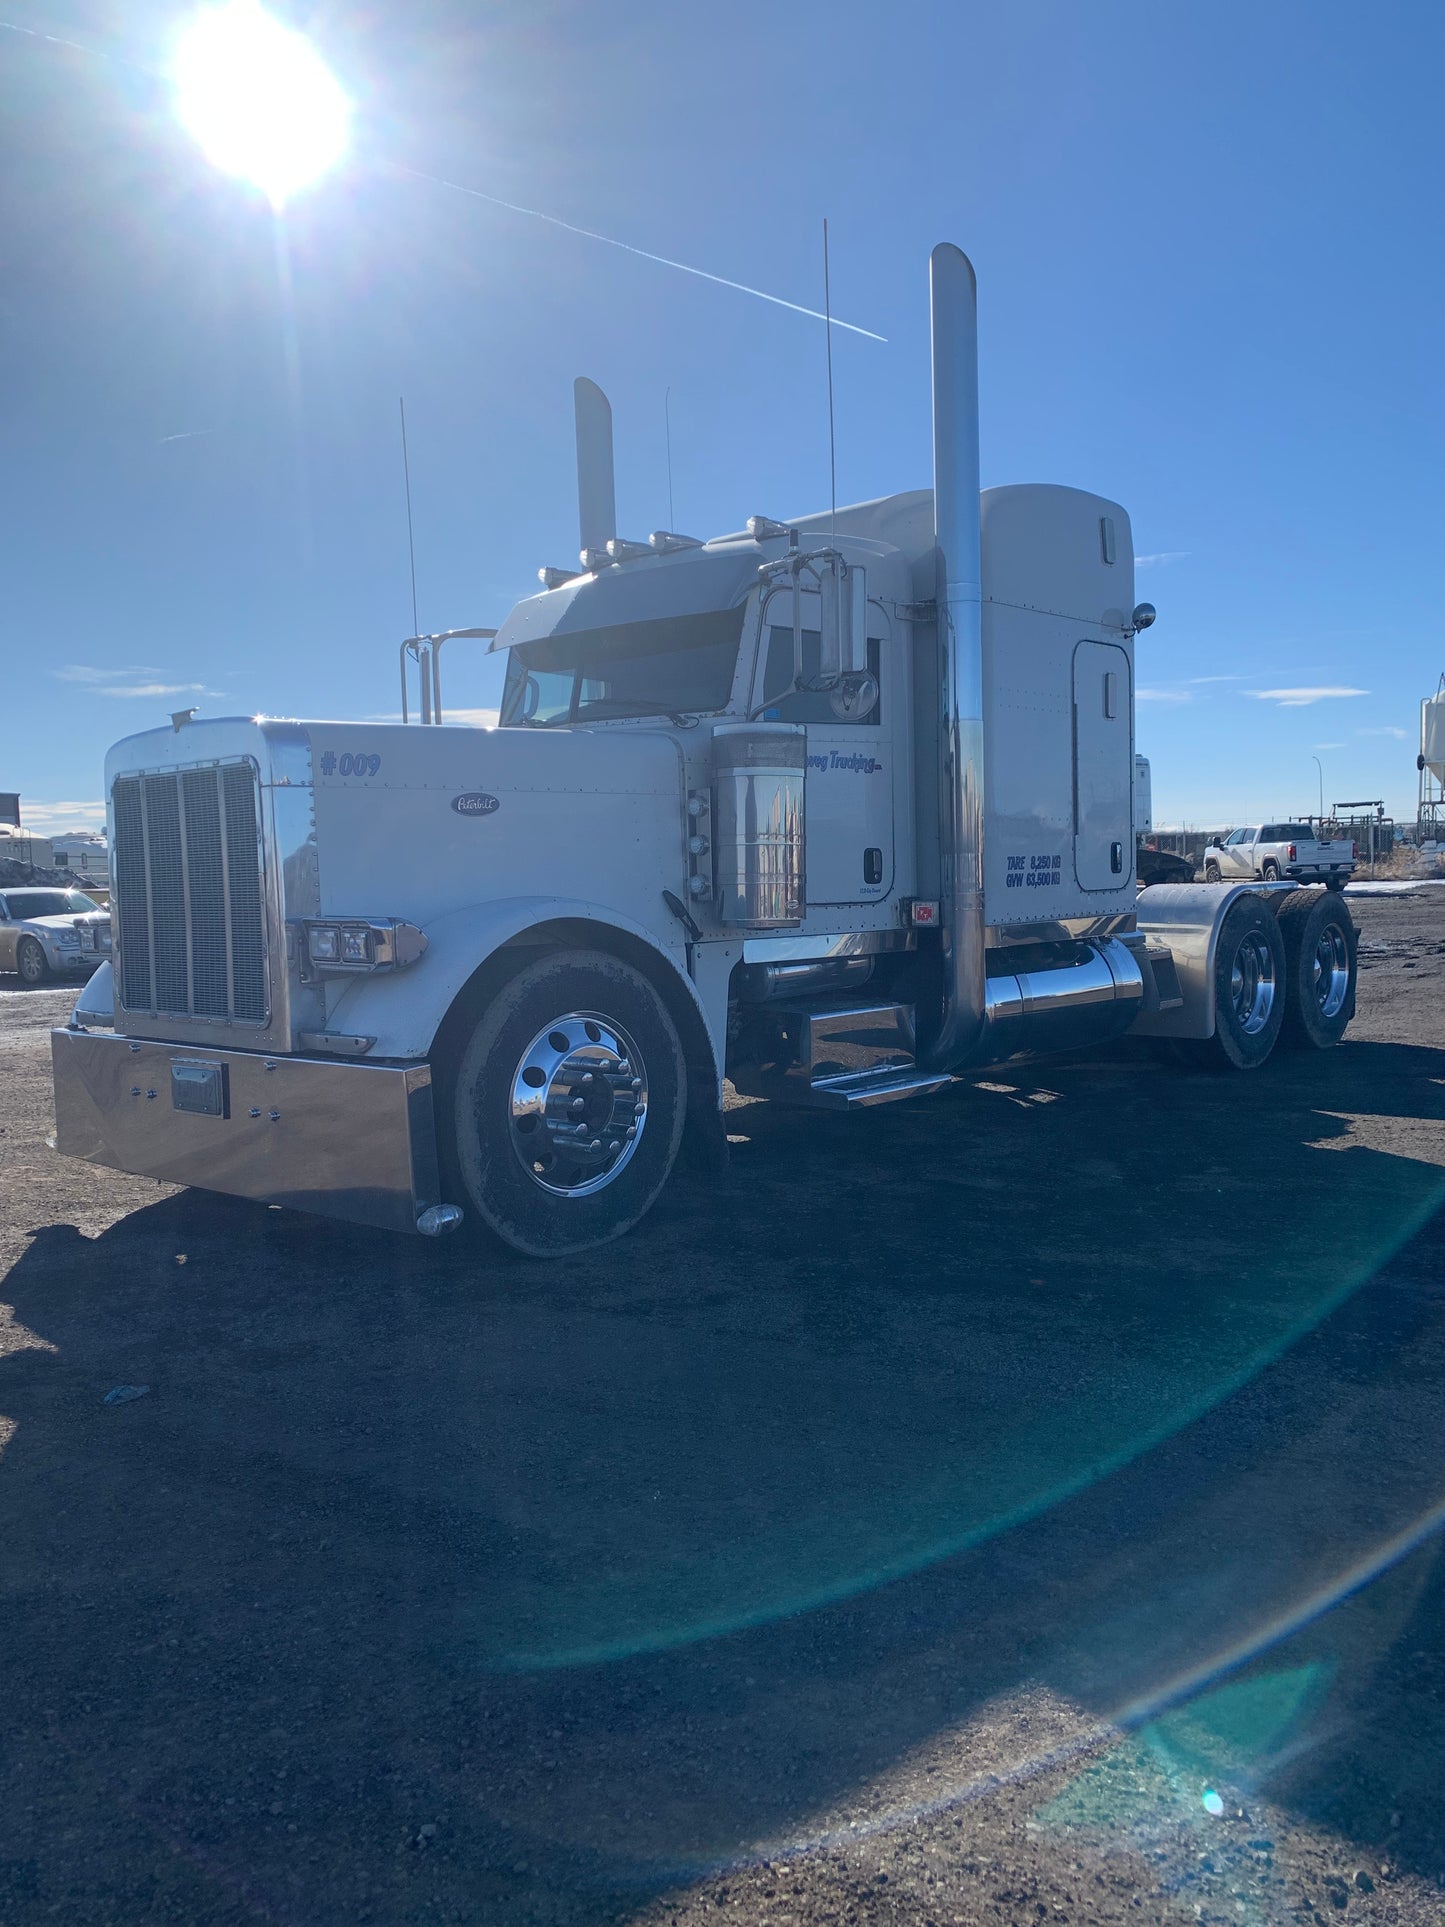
762,999 -> 951,1109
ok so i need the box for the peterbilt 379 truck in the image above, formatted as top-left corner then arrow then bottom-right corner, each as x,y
52,245 -> 1358,1256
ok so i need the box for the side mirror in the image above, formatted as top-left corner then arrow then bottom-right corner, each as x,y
818,559 -> 868,684
829,671 -> 879,721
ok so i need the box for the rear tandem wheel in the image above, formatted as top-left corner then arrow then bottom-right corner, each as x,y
1276,888 -> 1356,1049
1179,894 -> 1287,1071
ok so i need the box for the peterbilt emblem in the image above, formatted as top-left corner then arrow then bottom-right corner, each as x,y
452,792 -> 500,816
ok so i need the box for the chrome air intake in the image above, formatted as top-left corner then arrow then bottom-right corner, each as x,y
711,724 -> 806,928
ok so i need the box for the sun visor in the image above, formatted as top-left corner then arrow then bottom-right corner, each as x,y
490,550 -> 761,652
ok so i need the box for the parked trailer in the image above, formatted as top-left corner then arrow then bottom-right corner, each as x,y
51,244 -> 1359,1255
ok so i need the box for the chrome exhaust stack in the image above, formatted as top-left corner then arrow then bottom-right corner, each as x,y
923,243 -> 987,1073
921,245 -> 1144,1071
574,376 -> 617,569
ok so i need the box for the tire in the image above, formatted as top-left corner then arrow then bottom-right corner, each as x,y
450,948 -> 686,1257
1204,861 -> 1221,883
1277,889 -> 1356,1049
1261,860 -> 1281,881
1201,895 -> 1287,1069
16,936 -> 50,985
1325,874 -> 1347,893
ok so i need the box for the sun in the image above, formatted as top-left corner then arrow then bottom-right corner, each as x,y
173,2 -> 350,208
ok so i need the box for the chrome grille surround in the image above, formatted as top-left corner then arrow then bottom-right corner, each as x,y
112,760 -> 269,1024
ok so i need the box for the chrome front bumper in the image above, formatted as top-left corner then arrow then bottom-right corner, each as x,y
51,1028 -> 444,1236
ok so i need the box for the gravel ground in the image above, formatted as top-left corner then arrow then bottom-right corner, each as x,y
3,891 -> 1445,1926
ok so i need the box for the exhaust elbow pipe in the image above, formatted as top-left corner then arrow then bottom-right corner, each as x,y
922,243 -> 986,1072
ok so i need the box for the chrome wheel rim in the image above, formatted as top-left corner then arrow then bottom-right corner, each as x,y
1229,932 -> 1276,1035
508,1010 -> 647,1198
18,942 -> 42,983
1312,924 -> 1350,1019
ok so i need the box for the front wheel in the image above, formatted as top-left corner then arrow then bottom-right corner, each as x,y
16,936 -> 50,985
450,948 -> 686,1256
1204,861 -> 1222,883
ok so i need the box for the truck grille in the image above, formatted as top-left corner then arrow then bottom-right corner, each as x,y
112,763 -> 268,1022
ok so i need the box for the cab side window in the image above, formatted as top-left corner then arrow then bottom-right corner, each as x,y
759,626 -> 882,727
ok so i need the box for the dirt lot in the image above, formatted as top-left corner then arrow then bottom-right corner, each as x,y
4,891 -> 1445,1927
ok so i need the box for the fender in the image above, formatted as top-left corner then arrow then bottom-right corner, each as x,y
70,958 -> 115,1027
328,894 -> 719,1079
1132,880 -> 1294,1040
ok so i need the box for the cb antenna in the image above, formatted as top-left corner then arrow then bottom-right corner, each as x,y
399,396 -> 420,636
664,386 -> 675,531
823,217 -> 836,546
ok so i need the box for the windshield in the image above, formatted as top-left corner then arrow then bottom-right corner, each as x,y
3,889 -> 98,918
499,607 -> 745,726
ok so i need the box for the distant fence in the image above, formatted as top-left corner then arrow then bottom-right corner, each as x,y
1147,819 -> 1397,860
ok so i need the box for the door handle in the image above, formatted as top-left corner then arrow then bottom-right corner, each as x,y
1111,841 -> 1124,875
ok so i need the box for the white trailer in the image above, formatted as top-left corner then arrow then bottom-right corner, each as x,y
51,245 -> 1359,1255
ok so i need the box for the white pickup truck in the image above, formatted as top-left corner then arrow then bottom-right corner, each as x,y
1203,824 -> 1355,889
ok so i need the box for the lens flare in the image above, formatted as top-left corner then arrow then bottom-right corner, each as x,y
172,2 -> 349,207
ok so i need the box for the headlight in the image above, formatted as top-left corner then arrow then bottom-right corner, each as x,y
54,930 -> 81,948
298,918 -> 427,975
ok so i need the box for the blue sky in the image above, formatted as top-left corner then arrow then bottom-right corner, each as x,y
3,0 -> 1441,836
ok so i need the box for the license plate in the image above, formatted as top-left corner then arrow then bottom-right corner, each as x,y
171,1060 -> 228,1118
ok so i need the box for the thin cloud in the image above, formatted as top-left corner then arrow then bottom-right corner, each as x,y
1137,688 -> 1192,704
159,428 -> 220,445
1135,552 -> 1190,569
1246,687 -> 1368,708
1355,725 -> 1407,739
1186,674 -> 1248,685
11,800 -> 106,835
55,665 -> 218,699
100,681 -> 213,699
1312,743 -> 1345,751
366,707 -> 499,728
56,664 -> 158,684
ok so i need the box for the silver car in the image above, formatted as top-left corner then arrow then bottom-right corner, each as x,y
0,886 -> 110,984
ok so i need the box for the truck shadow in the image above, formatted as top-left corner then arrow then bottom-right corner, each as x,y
2,1039 -> 1445,1921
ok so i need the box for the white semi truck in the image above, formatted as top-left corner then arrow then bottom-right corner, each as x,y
52,245 -> 1359,1256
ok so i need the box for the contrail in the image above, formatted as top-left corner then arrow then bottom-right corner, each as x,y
0,16 -> 100,55
0,16 -> 149,69
395,165 -> 888,344
159,428 -> 220,444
